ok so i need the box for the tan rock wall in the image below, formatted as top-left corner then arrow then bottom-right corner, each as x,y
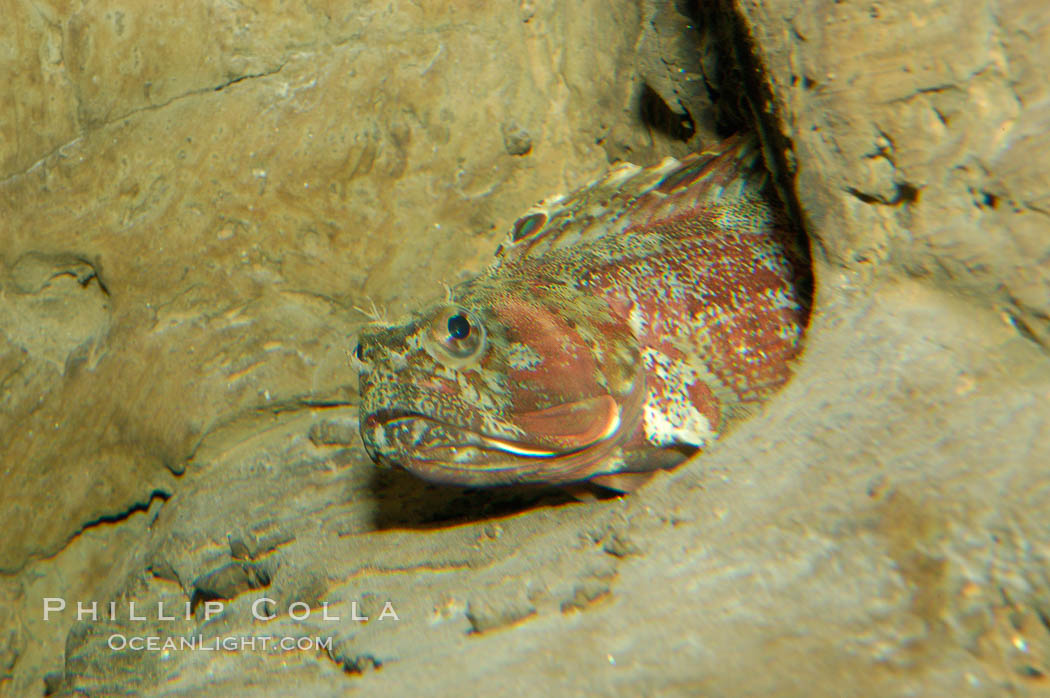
0,0 -> 667,572
739,0 -> 1050,346
1,0 -> 1048,696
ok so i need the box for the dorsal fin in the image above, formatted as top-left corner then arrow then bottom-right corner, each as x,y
495,133 -> 767,263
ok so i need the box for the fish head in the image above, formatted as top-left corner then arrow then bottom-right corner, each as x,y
356,278 -> 645,486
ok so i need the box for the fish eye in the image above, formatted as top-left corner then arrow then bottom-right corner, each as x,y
354,341 -> 365,361
447,313 -> 471,340
425,306 -> 486,365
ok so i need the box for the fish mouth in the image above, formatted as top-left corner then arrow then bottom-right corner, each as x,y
363,409 -> 566,459
360,404 -> 624,486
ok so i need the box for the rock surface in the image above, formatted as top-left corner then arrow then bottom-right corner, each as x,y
0,0 -> 691,574
1,0 -> 1048,696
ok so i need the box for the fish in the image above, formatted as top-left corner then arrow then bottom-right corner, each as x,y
354,133 -> 809,491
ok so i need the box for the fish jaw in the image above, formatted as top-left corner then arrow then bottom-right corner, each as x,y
360,389 -> 647,486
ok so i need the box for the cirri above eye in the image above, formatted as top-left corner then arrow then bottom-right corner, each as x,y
425,305 -> 487,365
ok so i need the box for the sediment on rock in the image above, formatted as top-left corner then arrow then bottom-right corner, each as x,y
0,1 -> 1047,696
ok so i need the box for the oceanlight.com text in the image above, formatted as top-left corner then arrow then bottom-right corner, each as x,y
107,634 -> 334,653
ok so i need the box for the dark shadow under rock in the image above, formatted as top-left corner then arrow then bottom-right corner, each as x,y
368,467 -> 583,531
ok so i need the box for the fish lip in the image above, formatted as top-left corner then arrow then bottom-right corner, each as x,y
363,409 -> 634,487
363,408 -> 427,427
364,409 -> 562,459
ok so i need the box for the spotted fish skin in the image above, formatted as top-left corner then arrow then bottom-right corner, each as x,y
356,133 -> 809,488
